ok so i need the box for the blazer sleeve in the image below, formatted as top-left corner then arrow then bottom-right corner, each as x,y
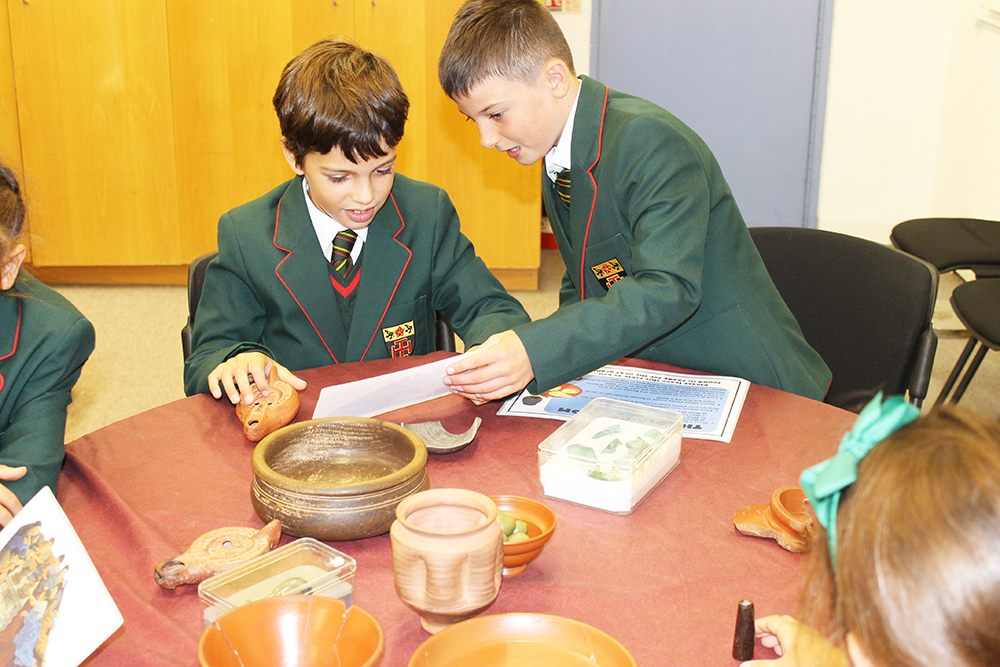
516,114 -> 711,392
1,316 -> 94,504
183,212 -> 273,396
424,188 -> 530,347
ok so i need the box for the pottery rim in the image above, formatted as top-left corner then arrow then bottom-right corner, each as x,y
394,488 -> 498,534
252,417 -> 428,497
768,486 -> 810,531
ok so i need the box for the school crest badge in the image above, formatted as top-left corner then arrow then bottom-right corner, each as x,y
382,321 -> 415,357
591,259 -> 627,291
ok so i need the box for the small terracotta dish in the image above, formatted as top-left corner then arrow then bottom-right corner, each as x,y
407,613 -> 636,667
251,418 -> 429,541
734,486 -> 813,553
489,495 -> 557,576
198,595 -> 383,667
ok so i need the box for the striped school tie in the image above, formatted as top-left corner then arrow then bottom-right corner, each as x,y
554,168 -> 571,209
331,229 -> 358,276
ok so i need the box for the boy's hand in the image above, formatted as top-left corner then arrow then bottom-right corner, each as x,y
0,465 -> 27,527
444,331 -> 533,405
742,615 -> 846,667
208,352 -> 307,405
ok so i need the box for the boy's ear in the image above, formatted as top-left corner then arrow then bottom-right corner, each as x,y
1,243 -> 26,291
543,59 -> 575,100
280,138 -> 305,175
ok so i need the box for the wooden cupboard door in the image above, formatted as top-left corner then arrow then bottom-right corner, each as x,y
8,0 -> 182,266
359,0 -> 541,288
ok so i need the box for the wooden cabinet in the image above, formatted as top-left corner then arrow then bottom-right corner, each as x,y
1,0 -> 539,288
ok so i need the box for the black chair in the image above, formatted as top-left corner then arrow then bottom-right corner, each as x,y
181,251 -> 456,359
749,227 -> 939,411
890,217 -> 1000,278
890,217 -> 1000,404
181,251 -> 219,360
934,278 -> 1000,404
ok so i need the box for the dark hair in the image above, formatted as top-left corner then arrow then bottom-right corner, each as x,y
0,161 -> 25,261
439,0 -> 575,100
799,405 -> 1000,667
273,38 -> 409,166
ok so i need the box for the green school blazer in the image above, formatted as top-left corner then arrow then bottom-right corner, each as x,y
515,76 -> 831,400
0,273 -> 95,504
184,174 -> 529,396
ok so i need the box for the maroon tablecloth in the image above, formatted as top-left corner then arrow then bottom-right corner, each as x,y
59,354 -> 855,666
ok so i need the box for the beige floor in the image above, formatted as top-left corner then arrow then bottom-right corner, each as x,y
54,249 -> 998,442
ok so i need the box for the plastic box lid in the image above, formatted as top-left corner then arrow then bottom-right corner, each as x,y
537,398 -> 683,514
198,537 -> 356,625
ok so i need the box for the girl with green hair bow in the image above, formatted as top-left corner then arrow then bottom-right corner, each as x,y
743,395 -> 1000,667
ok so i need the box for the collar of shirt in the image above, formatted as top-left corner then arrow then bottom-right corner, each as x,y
301,178 -> 368,263
545,83 -> 582,183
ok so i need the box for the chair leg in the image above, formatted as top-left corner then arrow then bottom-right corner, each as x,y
935,338 -> 978,405
949,343 -> 990,404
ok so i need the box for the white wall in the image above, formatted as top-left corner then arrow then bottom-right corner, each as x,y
552,1 -> 591,77
817,0 -> 1000,242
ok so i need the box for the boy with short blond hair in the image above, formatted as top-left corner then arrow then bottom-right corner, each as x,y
438,0 -> 831,402
184,37 -> 529,404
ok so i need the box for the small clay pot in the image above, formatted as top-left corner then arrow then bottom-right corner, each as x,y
390,489 -> 504,633
734,486 -> 813,552
490,495 -> 557,576
235,366 -> 300,442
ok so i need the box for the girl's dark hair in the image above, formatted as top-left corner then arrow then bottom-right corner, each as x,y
0,161 -> 25,261
274,38 -> 409,166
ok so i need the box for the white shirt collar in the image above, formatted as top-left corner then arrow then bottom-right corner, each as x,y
301,178 -> 368,262
545,83 -> 581,183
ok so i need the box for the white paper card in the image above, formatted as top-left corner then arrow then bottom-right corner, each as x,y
313,354 -> 469,419
0,486 -> 123,667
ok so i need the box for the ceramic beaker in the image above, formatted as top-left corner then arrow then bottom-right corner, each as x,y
390,488 -> 503,633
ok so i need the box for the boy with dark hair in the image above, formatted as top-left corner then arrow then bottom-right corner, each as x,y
438,0 -> 831,403
184,38 -> 529,404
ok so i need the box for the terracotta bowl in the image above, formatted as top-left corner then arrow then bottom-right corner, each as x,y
489,495 -> 557,576
199,595 -> 383,667
251,418 -> 429,541
408,613 -> 635,667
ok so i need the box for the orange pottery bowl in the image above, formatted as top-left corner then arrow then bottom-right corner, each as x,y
198,595 -> 383,667
489,495 -> 557,576
408,613 -> 636,667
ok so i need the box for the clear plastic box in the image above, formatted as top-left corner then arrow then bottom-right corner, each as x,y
198,537 -> 356,626
537,398 -> 683,514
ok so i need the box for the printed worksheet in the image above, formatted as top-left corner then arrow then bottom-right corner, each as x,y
498,364 -> 750,442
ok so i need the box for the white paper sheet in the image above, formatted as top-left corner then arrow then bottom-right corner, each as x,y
313,354 -> 469,419
0,487 -> 123,667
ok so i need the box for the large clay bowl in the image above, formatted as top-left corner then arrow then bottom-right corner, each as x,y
490,495 -> 557,576
407,613 -> 636,667
252,418 -> 429,541
199,595 -> 383,667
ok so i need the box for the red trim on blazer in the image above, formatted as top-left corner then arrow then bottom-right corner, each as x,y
360,192 -> 412,360
579,85 -> 610,300
272,197 -> 339,363
0,299 -> 22,394
330,269 -> 362,297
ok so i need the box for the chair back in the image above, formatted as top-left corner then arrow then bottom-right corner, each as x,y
181,251 -> 219,360
890,217 -> 1000,278
750,227 -> 939,410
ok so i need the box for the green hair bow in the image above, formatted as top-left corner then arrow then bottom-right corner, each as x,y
800,393 -> 920,569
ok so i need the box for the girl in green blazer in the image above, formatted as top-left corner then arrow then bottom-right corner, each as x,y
0,163 -> 95,525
